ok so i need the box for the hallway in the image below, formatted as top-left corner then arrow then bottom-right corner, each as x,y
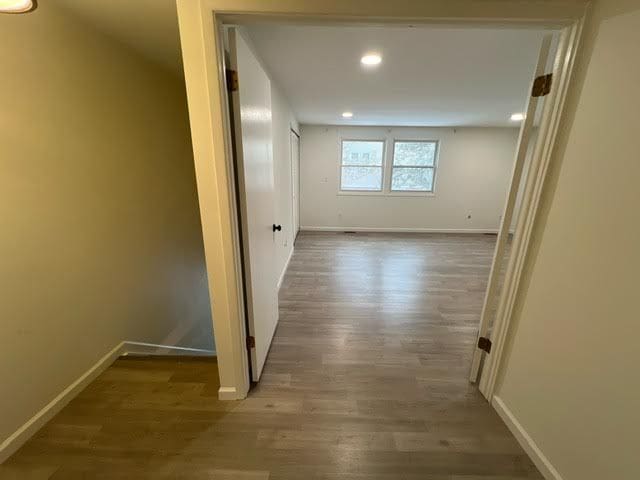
2,233 -> 541,479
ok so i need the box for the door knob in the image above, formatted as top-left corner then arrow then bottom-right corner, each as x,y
272,224 -> 282,232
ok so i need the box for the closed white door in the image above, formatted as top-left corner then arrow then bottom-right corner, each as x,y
290,130 -> 300,239
229,29 -> 279,381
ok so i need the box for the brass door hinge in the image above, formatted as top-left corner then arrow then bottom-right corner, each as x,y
532,73 -> 552,97
478,336 -> 492,354
246,335 -> 255,349
226,69 -> 238,92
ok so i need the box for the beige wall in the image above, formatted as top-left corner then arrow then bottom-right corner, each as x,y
0,5 -> 212,444
496,1 -> 640,479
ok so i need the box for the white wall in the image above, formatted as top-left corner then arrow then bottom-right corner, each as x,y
300,126 -> 519,232
0,5 -> 212,450
495,2 -> 640,479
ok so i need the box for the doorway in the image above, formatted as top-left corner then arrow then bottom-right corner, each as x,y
176,1 -> 584,403
221,22 -> 572,392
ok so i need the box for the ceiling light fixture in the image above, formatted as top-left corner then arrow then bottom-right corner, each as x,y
360,53 -> 382,66
510,113 -> 525,121
342,112 -> 354,118
0,0 -> 35,13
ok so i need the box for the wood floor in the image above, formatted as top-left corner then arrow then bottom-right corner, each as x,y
2,232 -> 542,479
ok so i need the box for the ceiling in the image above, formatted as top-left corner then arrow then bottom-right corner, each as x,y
54,0 -> 182,74
50,1 -> 555,127
246,25 -> 555,127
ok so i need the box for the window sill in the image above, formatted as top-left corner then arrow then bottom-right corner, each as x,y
337,191 -> 435,198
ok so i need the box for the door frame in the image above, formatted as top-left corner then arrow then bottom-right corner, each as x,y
478,18 -> 584,399
469,33 -> 554,385
176,0 -> 588,401
290,128 -> 301,242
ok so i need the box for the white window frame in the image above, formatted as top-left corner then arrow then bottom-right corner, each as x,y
338,137 -> 440,197
389,139 -> 439,194
338,139 -> 386,193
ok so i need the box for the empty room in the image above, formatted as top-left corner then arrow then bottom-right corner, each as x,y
230,24 -> 554,391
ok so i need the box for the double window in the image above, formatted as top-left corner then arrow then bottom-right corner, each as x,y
340,139 -> 438,194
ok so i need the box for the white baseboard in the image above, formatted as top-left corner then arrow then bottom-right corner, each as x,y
218,386 -> 246,400
0,341 -> 126,464
300,226 -> 498,234
277,246 -> 295,291
493,396 -> 563,480
122,341 -> 215,357
0,340 -> 217,464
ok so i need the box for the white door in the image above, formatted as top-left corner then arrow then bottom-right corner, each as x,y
290,130 -> 300,239
229,29 -> 279,381
469,34 -> 554,384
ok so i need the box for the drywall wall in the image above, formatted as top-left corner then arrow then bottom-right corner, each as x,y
299,126 -> 519,231
0,5 -> 212,448
496,2 -> 640,479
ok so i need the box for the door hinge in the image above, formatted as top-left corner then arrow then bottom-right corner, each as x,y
532,73 -> 552,97
226,69 -> 238,92
246,335 -> 255,349
478,336 -> 492,354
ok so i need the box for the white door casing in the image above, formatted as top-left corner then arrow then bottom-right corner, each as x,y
469,34 -> 555,386
290,130 -> 300,239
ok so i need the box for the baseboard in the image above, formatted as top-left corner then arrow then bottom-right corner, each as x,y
218,386 -> 242,400
277,246 -> 295,291
300,226 -> 499,234
0,341 -> 126,464
493,396 -> 563,480
0,340 -> 217,464
122,341 -> 216,357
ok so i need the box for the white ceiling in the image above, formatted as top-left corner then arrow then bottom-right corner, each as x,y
246,25 -> 555,127
54,0 -> 182,74
49,1 -> 554,127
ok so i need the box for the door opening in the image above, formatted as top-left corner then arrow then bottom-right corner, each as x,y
204,16 -> 580,400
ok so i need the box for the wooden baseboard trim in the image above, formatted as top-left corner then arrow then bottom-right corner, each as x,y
0,342 -> 126,464
218,386 -> 241,400
493,396 -> 563,480
300,226 -> 499,234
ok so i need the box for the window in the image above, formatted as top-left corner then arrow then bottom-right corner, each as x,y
391,141 -> 438,192
340,140 -> 385,191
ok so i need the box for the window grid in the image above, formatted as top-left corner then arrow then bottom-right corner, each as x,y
340,140 -> 385,192
390,140 -> 438,193
338,139 -> 439,195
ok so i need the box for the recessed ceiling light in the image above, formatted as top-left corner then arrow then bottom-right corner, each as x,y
0,0 -> 34,13
510,113 -> 525,121
342,112 -> 354,118
361,53 -> 382,66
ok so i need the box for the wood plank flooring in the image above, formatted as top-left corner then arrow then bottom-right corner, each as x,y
1,232 -> 542,479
